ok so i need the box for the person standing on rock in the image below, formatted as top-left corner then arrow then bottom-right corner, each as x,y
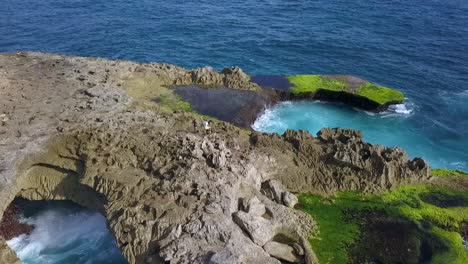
192,119 -> 198,132
203,120 -> 211,134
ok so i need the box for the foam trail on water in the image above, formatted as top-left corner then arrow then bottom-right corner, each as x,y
387,102 -> 413,115
7,207 -> 127,264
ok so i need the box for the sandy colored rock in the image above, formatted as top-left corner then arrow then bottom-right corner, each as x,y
0,52 -> 432,264
232,211 -> 275,246
283,191 -> 299,208
264,241 -> 302,263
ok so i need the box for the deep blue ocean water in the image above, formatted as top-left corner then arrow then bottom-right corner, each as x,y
2,0 -> 468,262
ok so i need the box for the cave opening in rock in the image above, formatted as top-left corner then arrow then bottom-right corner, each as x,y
0,198 -> 128,264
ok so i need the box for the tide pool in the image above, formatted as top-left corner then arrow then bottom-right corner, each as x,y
253,100 -> 468,171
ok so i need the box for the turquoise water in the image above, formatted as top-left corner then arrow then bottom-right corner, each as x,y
6,201 -> 127,264
253,100 -> 468,170
2,0 -> 468,262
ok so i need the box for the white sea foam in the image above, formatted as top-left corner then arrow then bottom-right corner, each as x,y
252,104 -> 288,133
7,208 -> 121,264
387,103 -> 413,115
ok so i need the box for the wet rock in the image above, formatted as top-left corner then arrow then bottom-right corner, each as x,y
0,202 -> 34,240
264,241 -> 302,263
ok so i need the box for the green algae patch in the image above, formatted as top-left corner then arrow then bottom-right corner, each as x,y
299,185 -> 468,264
288,74 -> 405,106
356,82 -> 404,105
288,75 -> 347,94
299,194 -> 360,264
159,93 -> 193,112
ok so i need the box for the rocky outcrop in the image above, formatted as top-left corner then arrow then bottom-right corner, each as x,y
0,52 -> 432,264
264,241 -> 302,263
174,66 -> 260,91
251,128 -> 431,194
0,203 -> 34,240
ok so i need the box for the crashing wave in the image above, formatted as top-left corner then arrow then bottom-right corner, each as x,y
6,208 -> 125,264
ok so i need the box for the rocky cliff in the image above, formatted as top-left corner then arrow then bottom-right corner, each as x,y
0,52 -> 431,263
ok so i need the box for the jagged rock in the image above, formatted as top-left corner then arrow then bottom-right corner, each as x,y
190,66 -> 223,86
264,241 -> 302,263
0,52 -> 432,264
232,211 -> 275,246
241,196 -> 266,216
282,192 -> 298,208
211,150 -> 227,168
262,179 -> 285,204
222,66 -> 259,91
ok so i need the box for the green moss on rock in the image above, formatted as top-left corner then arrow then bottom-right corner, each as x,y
288,75 -> 347,94
356,82 -> 405,105
287,74 -> 405,106
299,185 -> 468,264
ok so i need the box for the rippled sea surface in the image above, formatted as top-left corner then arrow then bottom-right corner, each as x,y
1,0 -> 468,262
2,0 -> 467,170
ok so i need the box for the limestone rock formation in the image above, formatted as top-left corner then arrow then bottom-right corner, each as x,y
264,241 -> 302,263
174,65 -> 260,91
0,52 -> 432,264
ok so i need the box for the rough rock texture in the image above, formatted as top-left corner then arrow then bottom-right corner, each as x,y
0,52 -> 432,264
174,66 -> 260,91
264,241 -> 302,263
0,203 -> 34,240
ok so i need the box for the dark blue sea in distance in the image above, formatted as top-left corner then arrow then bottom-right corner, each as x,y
1,0 -> 468,263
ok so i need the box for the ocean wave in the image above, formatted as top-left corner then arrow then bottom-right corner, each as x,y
252,108 -> 280,132
7,208 -> 125,264
387,102 -> 414,115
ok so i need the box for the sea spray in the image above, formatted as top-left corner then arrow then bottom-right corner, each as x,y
7,202 -> 127,264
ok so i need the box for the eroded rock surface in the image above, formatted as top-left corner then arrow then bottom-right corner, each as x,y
0,52 -> 432,264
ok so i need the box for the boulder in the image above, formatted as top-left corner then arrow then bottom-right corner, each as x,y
293,243 -> 305,256
263,241 -> 302,263
232,211 -> 275,246
241,196 -> 266,217
261,180 -> 285,204
282,192 -> 299,208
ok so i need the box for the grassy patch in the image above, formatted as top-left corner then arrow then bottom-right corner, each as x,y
433,168 -> 468,179
159,93 -> 193,112
288,75 -> 347,94
299,185 -> 468,264
356,82 -> 405,105
299,194 -> 360,264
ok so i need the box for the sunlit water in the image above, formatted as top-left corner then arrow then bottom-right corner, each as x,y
2,0 -> 468,261
6,201 -> 127,264
253,99 -> 468,170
